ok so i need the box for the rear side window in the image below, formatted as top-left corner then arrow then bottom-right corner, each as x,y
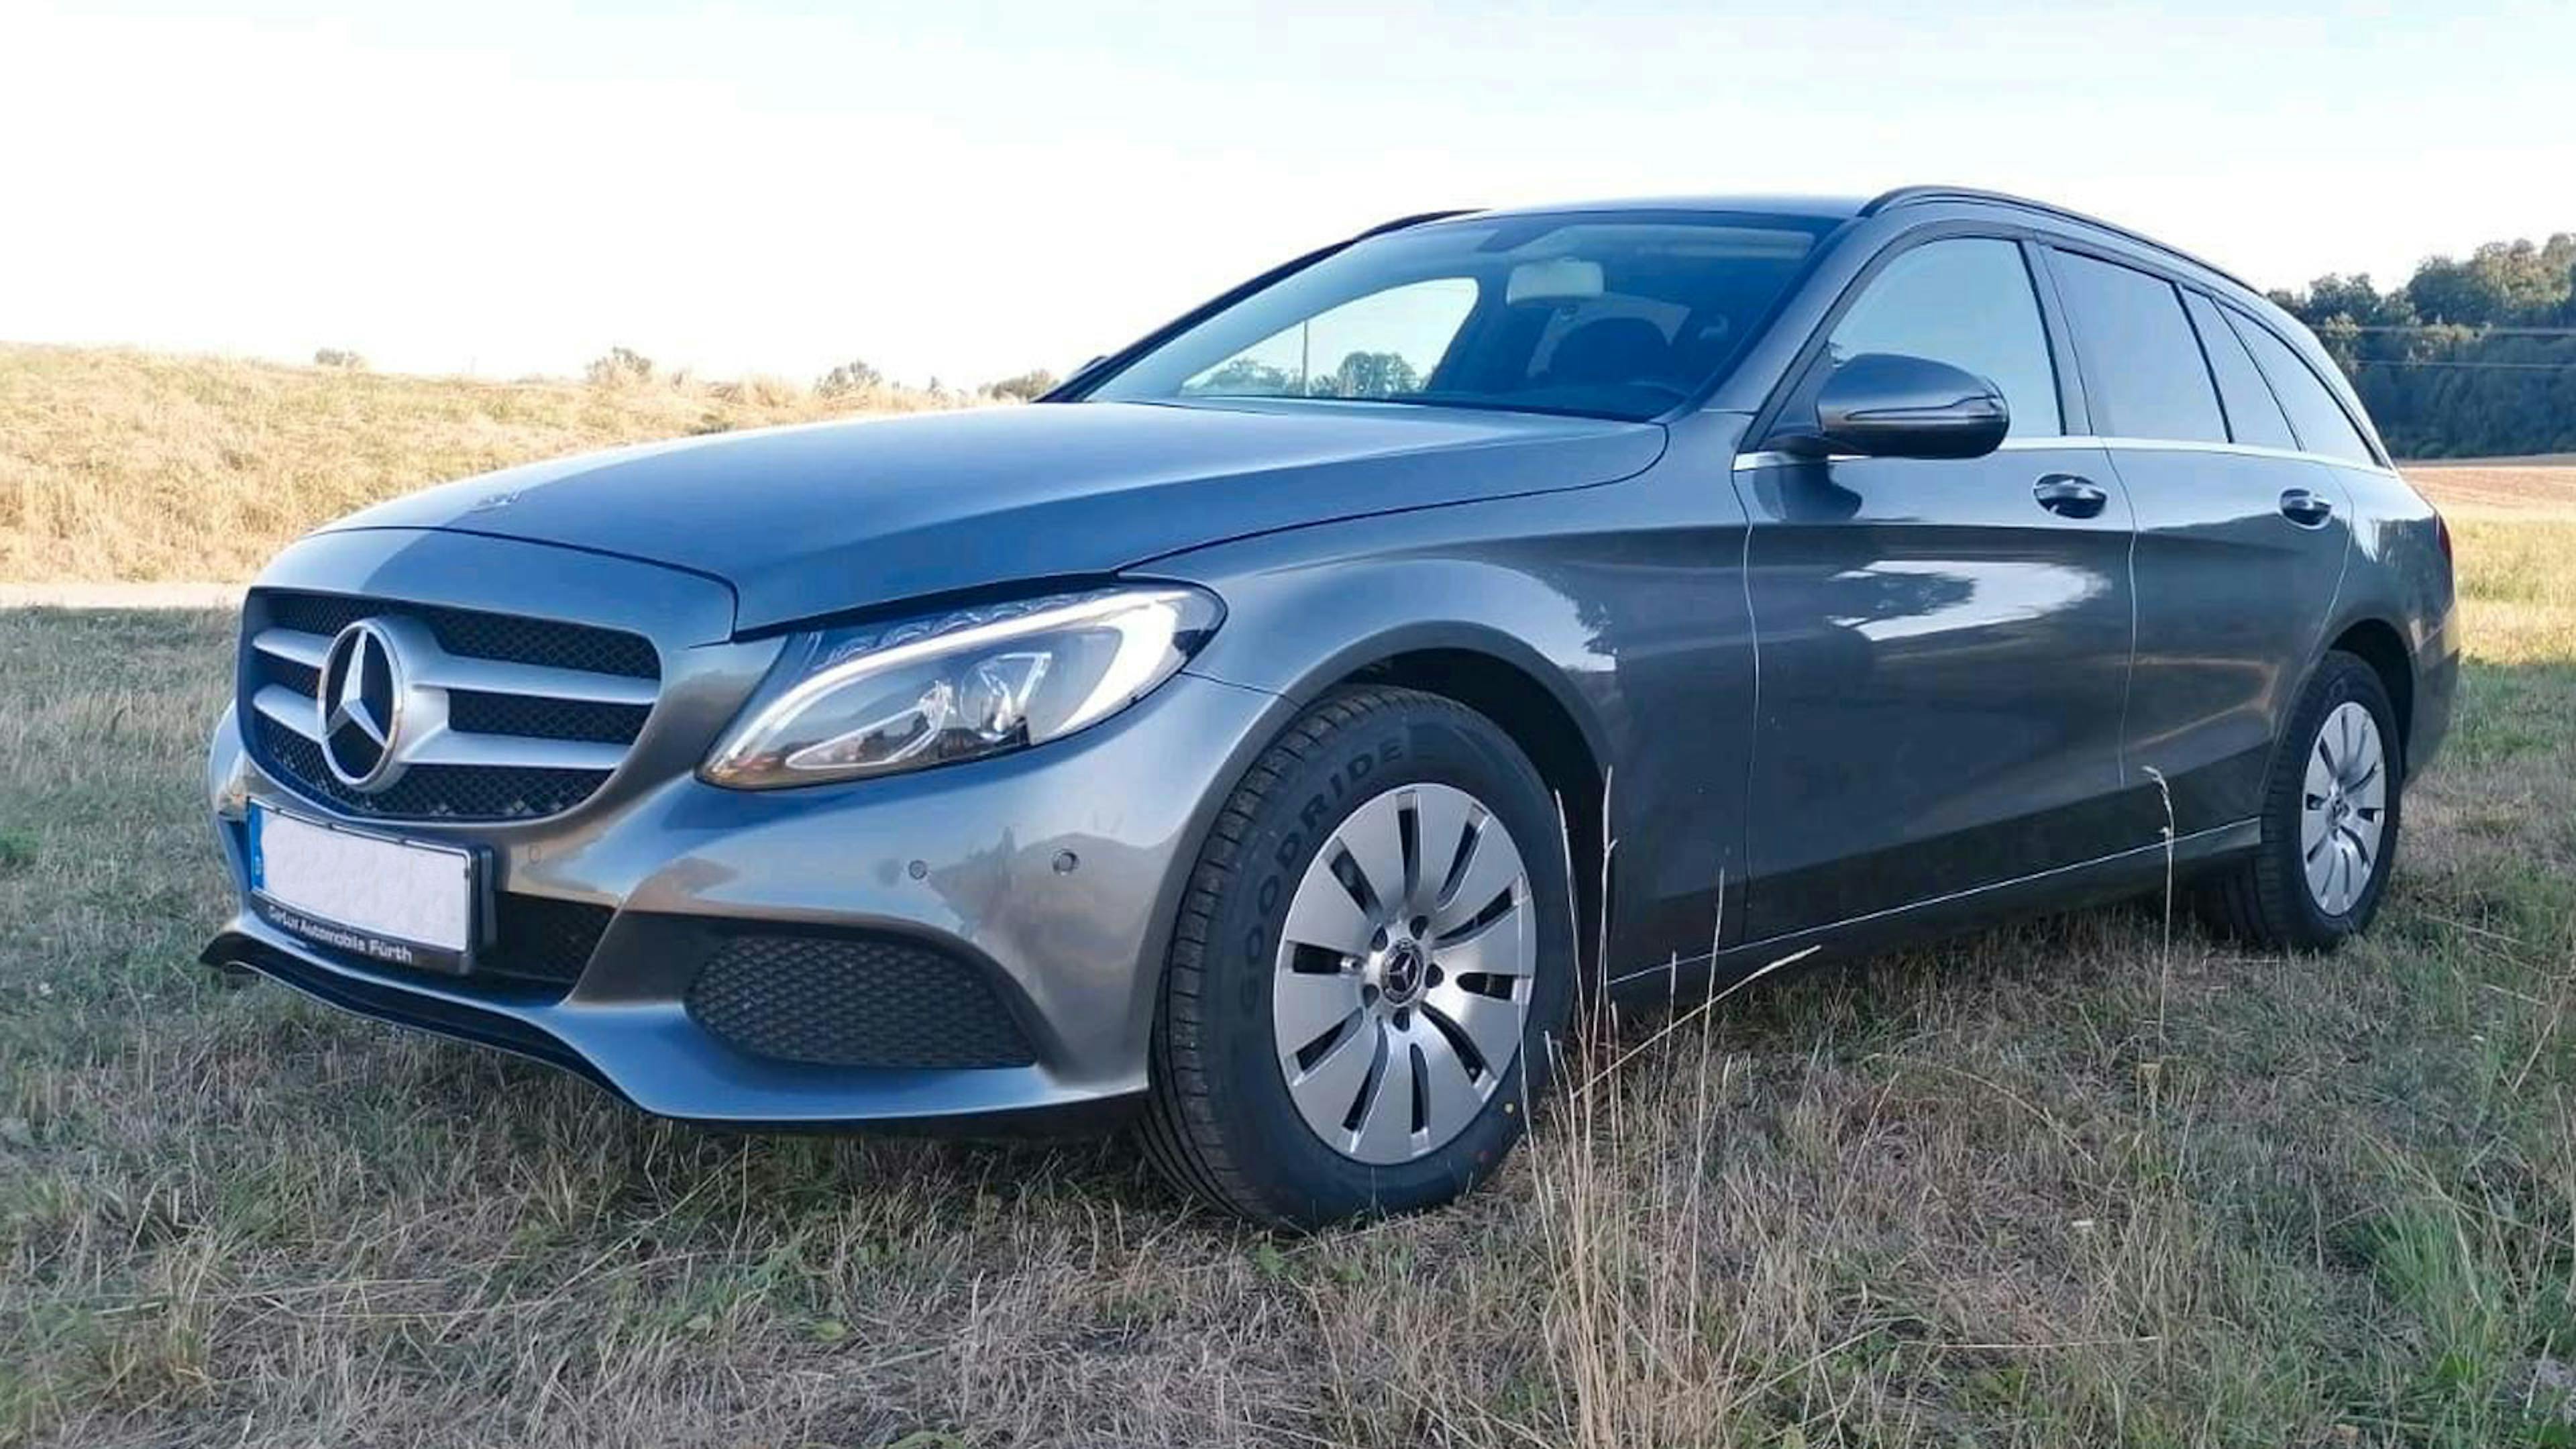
2049,250 -> 2228,443
2181,290 -> 2296,449
1822,238 -> 2061,436
2224,309 -> 2381,466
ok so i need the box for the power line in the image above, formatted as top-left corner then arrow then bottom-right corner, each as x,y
2328,323 -> 2576,337
2347,359 -> 2576,371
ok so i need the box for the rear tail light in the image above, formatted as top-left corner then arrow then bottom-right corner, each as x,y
2434,509 -> 2453,565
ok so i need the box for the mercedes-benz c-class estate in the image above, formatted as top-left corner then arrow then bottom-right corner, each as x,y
204,186 -> 2457,1226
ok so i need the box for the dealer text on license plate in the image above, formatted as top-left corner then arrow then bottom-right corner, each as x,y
246,804 -> 477,973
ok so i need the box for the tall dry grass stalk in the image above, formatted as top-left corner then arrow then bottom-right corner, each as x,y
1511,745 -> 2220,1448
1521,778 -> 1833,1448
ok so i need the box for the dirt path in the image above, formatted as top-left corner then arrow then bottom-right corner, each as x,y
0,582 -> 244,610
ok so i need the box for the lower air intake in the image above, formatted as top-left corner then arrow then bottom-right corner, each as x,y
685,932 -> 1037,1070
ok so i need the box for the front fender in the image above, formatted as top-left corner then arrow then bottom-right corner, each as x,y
1146,428 -> 1758,971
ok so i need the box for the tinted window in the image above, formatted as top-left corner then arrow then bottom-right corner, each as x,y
2182,290 -> 2296,449
1823,238 -> 2059,436
2225,309 -> 2381,466
2050,250 -> 2228,443
1087,212 -> 1833,421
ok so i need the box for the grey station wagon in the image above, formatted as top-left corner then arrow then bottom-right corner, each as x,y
204,186 -> 2458,1226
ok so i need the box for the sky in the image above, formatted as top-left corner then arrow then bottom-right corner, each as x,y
4,0 -> 2571,388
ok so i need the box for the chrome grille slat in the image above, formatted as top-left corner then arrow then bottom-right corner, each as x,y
407,652 -> 659,706
259,625 -> 653,705
241,590 -> 662,822
401,729 -> 629,773
252,684 -> 324,741
252,627 -> 331,670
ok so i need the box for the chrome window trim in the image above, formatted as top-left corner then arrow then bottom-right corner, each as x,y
1731,448 -> 1843,470
1733,435 -> 2400,478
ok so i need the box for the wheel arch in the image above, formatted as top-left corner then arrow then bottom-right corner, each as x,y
1330,645 -> 1611,977
2326,615 -> 2414,771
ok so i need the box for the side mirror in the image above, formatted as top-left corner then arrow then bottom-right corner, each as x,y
1789,353 -> 2009,461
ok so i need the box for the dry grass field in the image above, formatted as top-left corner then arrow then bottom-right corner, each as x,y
2,354 -> 2575,1446
2397,459 -> 2576,516
0,344 -> 953,584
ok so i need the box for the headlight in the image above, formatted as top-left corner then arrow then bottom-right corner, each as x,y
702,586 -> 1223,788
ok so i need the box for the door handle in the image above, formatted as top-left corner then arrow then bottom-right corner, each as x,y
2033,475 -> 2108,519
2279,488 -> 2336,527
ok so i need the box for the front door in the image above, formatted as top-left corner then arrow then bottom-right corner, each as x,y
1735,235 -> 2137,941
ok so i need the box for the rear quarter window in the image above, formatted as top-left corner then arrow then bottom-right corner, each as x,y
2224,309 -> 2383,467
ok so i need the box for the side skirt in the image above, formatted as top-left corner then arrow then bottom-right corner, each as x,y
1605,818 -> 2259,1003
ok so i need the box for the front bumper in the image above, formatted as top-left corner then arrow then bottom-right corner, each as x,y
201,531 -> 1285,1130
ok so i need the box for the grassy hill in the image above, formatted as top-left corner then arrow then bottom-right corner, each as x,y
7,341 -> 2573,589
0,344 -> 953,584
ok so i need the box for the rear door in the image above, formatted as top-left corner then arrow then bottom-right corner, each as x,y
2045,248 -> 2351,836
1734,235 -> 2134,941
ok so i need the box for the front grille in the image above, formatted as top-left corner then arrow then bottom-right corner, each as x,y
240,590 -> 660,822
686,933 -> 1037,1069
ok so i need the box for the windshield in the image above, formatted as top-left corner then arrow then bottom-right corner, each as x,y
1081,211 -> 1835,421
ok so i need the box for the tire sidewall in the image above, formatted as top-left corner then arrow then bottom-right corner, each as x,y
1197,696 -> 1575,1222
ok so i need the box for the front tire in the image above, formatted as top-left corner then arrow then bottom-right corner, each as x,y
2194,650 -> 2403,951
1140,686 -> 1575,1228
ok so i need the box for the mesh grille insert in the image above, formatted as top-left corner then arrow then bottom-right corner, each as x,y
256,714 -> 612,822
482,894 -> 614,988
262,592 -> 660,680
686,933 -> 1036,1070
446,691 -> 653,744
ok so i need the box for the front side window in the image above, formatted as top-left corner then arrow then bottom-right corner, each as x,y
2224,308 -> 2381,466
2049,250 -> 2229,443
1819,237 -> 2061,436
1085,212 -> 1833,421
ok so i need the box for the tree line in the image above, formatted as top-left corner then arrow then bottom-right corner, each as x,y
2269,233 -> 2576,458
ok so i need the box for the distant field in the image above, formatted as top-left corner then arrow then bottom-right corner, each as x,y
0,344 -> 951,584
2401,459 -> 2576,517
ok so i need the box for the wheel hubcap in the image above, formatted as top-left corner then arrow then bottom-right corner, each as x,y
1271,782 -> 1536,1165
2298,700 -> 2387,917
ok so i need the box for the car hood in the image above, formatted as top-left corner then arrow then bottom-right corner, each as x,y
323,400 -> 1667,631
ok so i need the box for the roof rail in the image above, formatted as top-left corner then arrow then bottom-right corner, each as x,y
1356,207 -> 1483,237
1862,185 -> 2263,297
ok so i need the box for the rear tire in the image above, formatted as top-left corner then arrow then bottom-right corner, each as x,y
2193,650 -> 2402,951
1140,686 -> 1575,1229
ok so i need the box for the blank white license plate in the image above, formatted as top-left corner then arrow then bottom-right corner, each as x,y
248,805 -> 476,971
